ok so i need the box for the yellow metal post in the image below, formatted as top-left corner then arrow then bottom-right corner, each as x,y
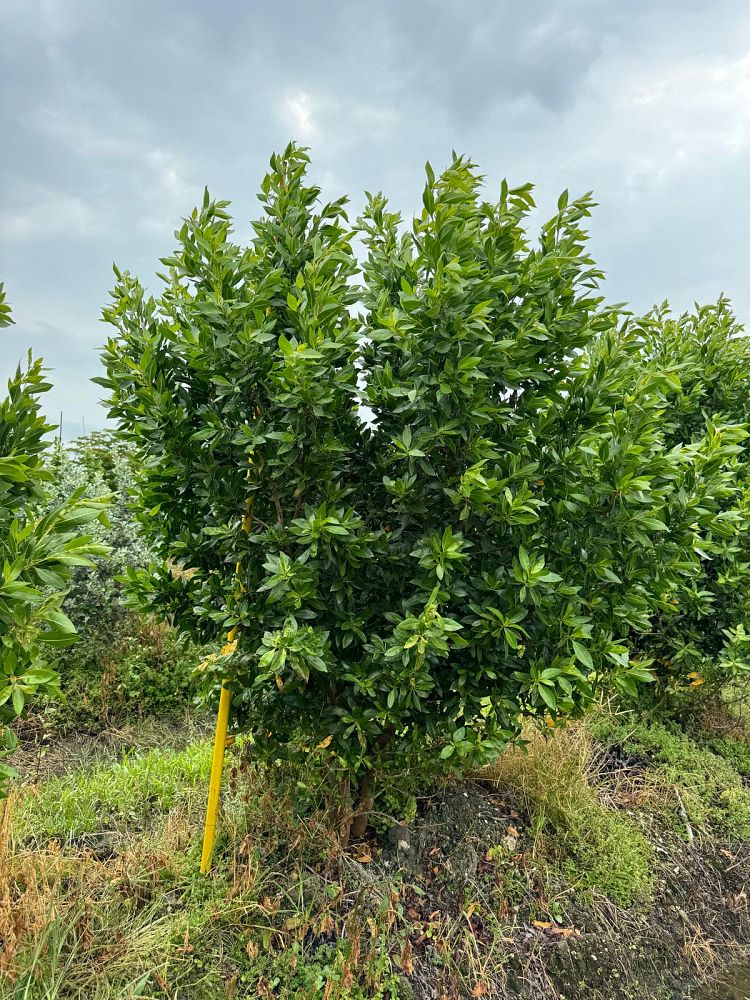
200,476 -> 254,873
200,677 -> 233,872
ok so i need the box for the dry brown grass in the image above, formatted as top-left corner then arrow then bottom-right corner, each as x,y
0,794 -> 59,977
476,723 -> 594,851
0,792 -> 198,983
474,721 -> 657,908
694,687 -> 750,743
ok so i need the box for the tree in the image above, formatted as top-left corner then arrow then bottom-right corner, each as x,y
0,284 -> 109,793
630,299 -> 750,696
98,146 -> 743,832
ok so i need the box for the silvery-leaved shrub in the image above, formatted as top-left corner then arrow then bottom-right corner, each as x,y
45,431 -> 150,640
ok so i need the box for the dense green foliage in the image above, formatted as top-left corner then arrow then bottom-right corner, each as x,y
98,145 -> 749,803
46,615 -> 199,730
0,287 -> 109,792
630,300 -> 750,696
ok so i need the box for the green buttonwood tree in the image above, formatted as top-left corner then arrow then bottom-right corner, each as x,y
98,146 -> 744,832
630,299 -> 750,696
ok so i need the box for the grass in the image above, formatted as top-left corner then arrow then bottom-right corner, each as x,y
4,706 -> 750,999
704,734 -> 750,777
3,744 -> 405,998
479,724 -> 655,907
590,713 -> 750,841
14,740 -> 213,842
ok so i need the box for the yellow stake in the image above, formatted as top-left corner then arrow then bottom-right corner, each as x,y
200,472 -> 254,873
200,674 -> 233,872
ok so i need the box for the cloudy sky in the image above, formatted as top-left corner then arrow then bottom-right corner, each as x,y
1,0 -> 749,436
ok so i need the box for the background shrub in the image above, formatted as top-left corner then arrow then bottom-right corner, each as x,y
45,430 -> 149,641
41,433 -> 199,729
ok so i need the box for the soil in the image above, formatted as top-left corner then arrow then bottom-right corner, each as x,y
9,725 -> 750,1000
370,782 -> 749,999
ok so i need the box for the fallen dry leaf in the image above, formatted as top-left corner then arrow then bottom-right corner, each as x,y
550,926 -> 580,939
532,920 -> 553,930
472,983 -> 489,997
400,938 -> 414,975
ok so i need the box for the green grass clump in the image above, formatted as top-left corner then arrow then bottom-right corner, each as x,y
590,715 -> 750,841
705,734 -> 750,777
562,800 -> 654,908
15,740 -> 212,841
486,727 -> 654,907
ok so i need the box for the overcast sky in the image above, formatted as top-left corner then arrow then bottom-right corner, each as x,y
1,0 -> 749,436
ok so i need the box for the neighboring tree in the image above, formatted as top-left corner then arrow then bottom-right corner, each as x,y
631,300 -> 750,695
97,147 -> 744,831
0,284 -> 109,792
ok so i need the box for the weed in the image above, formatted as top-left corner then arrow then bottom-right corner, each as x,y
480,725 -> 655,907
237,941 -> 403,999
590,714 -> 750,841
15,740 -> 212,841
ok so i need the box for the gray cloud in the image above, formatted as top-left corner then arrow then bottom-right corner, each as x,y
1,0 -> 749,434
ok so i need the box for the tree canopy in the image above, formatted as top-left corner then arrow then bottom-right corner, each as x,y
98,146 -> 750,799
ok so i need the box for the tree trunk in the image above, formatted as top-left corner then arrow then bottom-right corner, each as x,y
348,725 -> 395,840
335,772 -> 352,848
349,771 -> 375,840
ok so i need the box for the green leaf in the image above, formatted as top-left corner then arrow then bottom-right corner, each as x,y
572,640 -> 593,670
